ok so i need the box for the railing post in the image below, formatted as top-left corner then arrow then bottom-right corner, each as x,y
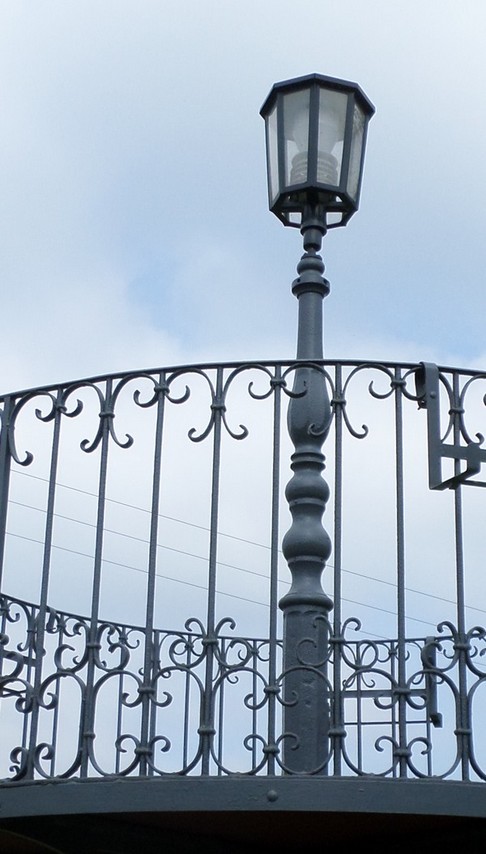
280,207 -> 333,774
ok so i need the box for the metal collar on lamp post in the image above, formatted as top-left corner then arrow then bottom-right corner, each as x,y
261,74 -> 374,774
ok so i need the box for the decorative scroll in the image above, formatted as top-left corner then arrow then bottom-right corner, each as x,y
0,360 -> 484,782
1,591 -> 486,779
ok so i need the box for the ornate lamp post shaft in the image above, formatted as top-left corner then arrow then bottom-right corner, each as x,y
280,206 -> 333,773
260,72 -> 374,774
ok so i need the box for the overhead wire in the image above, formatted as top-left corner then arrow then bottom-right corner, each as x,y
8,469 -> 484,635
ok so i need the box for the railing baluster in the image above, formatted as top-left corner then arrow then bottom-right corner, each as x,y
80,378 -> 112,778
332,363 -> 344,776
200,366 -> 223,775
394,366 -> 408,778
217,638 -> 225,775
267,365 -> 282,775
452,370 -> 469,780
27,389 -> 63,779
183,636 -> 192,771
139,371 -> 166,776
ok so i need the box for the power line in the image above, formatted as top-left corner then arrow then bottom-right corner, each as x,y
10,469 -> 486,619
5,531 -> 270,610
7,529 -> 439,634
5,519 -> 455,634
8,500 -> 275,584
13,470 -> 264,548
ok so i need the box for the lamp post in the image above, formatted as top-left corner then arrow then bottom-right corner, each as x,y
260,74 -> 374,773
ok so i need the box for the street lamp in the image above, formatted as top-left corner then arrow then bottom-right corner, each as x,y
261,74 -> 374,774
260,72 -> 375,228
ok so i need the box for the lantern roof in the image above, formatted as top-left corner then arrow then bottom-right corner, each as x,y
260,73 -> 375,121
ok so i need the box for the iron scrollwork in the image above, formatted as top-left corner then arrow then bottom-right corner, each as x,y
0,361 -> 485,782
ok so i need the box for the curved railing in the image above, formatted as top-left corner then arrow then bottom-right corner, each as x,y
1,359 -> 486,781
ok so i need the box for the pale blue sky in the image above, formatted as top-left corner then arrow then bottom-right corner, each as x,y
1,4 -> 486,766
1,0 -> 486,390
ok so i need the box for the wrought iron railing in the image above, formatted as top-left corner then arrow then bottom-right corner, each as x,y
1,359 -> 486,781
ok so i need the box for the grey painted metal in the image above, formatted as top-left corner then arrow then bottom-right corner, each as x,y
2,775 -> 486,819
260,73 -> 375,229
3,778 -> 486,852
416,361 -> 486,488
279,209 -> 332,772
0,359 -> 485,787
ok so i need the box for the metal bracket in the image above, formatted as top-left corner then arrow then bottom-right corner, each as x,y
415,362 -> 486,490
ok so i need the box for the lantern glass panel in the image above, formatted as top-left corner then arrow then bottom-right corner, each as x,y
317,88 -> 348,188
347,100 -> 366,201
266,102 -> 279,205
283,88 -> 311,187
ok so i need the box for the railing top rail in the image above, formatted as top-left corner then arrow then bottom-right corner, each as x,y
2,357 -> 483,401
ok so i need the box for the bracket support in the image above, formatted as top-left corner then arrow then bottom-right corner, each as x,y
415,362 -> 486,490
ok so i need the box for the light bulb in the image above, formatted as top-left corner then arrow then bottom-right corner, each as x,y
291,108 -> 309,152
318,109 -> 341,155
288,91 -> 344,187
289,106 -> 310,184
316,108 -> 340,185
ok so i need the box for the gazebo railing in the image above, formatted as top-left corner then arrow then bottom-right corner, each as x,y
0,359 -> 486,781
